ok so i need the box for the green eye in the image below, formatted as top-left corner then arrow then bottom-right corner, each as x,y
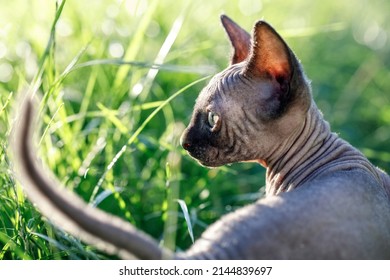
207,111 -> 220,128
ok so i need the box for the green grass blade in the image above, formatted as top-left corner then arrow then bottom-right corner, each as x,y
177,199 -> 194,243
135,14 -> 184,101
113,0 -> 159,89
96,103 -> 129,134
30,0 -> 67,99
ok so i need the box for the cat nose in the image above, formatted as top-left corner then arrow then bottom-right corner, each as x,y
182,142 -> 191,150
180,132 -> 191,151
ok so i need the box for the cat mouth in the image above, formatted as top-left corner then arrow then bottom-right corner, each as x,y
186,153 -> 218,167
181,141 -> 232,167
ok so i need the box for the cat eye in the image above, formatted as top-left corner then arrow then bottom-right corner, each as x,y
207,111 -> 220,129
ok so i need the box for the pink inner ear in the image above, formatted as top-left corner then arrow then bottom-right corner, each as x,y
246,21 -> 293,82
268,62 -> 291,81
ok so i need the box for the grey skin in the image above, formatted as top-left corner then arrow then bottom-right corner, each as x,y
13,15 -> 390,259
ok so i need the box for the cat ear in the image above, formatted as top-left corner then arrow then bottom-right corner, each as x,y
245,21 -> 293,88
220,15 -> 251,64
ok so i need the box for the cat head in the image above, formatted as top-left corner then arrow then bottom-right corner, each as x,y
180,15 -> 312,167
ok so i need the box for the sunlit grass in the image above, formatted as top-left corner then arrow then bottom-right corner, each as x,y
0,0 -> 389,259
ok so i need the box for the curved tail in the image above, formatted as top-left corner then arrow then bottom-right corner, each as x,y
12,99 -> 173,260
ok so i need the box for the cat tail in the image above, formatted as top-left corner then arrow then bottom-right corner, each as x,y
11,98 -> 173,260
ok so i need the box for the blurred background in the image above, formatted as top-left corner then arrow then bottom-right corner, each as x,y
0,0 -> 389,259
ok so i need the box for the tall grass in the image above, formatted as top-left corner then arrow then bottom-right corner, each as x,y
1,0 -> 389,259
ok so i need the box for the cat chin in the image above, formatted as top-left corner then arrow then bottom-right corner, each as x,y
184,152 -> 223,168
194,156 -> 263,168
185,151 -> 236,168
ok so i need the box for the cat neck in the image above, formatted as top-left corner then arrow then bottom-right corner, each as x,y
264,103 -> 380,195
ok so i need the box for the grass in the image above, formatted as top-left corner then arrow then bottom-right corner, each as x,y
0,0 -> 390,259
